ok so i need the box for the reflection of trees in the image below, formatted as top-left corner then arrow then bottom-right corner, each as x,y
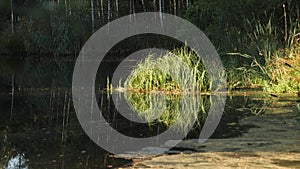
0,90 -> 112,168
0,56 -> 73,90
0,129 -> 27,169
0,56 -> 74,131
0,57 -> 82,167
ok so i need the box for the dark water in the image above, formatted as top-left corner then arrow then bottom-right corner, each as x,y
0,90 -> 263,168
0,57 -> 273,168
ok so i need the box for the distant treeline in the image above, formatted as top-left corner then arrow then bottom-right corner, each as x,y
0,0 -> 299,61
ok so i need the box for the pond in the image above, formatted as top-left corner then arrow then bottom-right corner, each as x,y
0,57 -> 299,168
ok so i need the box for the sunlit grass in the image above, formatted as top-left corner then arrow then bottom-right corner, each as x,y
264,43 -> 300,93
122,47 -> 210,94
262,19 -> 300,93
226,18 -> 300,93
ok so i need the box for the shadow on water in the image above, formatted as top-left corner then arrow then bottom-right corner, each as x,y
0,57 -> 298,168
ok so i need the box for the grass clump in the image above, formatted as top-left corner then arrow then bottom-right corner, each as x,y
226,53 -> 270,90
262,19 -> 300,93
225,17 -> 300,93
124,47 -> 210,94
119,47 -> 212,132
264,43 -> 300,93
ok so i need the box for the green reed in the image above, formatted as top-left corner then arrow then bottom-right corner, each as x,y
123,47 -> 210,94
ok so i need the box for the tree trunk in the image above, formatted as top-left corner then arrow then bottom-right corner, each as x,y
100,0 -> 104,18
173,0 -> 177,15
10,0 -> 14,34
91,0 -> 95,33
159,0 -> 163,27
132,0 -> 135,14
116,0 -> 119,17
96,0 -> 101,25
130,0 -> 132,14
141,0 -> 146,12
107,0 -> 111,22
68,0 -> 72,15
64,0 -> 68,15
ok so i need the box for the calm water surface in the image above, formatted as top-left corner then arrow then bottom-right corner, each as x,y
0,57 -> 297,168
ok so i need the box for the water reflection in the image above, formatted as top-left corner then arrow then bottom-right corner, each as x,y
5,153 -> 28,169
0,86 -> 283,168
1,57 -> 293,167
123,92 -> 211,134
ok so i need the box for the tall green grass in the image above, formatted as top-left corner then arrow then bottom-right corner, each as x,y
226,17 -> 300,93
261,18 -> 300,93
123,47 -> 210,94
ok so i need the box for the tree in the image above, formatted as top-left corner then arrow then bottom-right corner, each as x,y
91,0 -> 95,33
10,0 -> 14,34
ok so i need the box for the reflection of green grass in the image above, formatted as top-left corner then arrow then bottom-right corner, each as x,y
125,92 -> 211,133
124,47 -> 210,94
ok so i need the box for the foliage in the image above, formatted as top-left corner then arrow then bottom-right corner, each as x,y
225,18 -> 300,92
0,0 -> 300,94
0,0 -> 90,56
185,0 -> 299,92
124,47 -> 210,93
0,33 -> 25,55
19,5 -> 89,56
264,42 -> 300,93
225,51 -> 271,88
